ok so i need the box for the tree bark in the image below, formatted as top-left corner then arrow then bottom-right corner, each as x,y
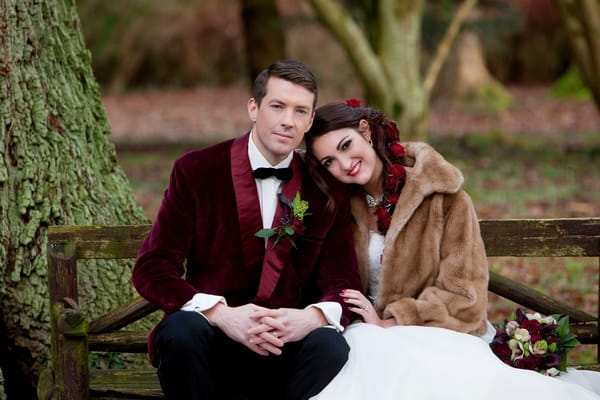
0,0 -> 149,397
0,368 -> 5,400
556,0 -> 600,110
240,0 -> 286,85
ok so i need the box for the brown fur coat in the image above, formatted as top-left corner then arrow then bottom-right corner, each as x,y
351,142 -> 489,335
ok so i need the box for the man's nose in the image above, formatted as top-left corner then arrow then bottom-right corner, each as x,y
280,109 -> 294,127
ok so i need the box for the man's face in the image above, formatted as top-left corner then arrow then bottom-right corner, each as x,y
247,77 -> 315,165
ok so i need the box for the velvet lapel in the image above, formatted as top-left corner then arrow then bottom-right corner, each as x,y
254,152 -> 303,303
231,133 -> 264,269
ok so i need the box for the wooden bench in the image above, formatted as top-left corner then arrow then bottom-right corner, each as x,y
38,218 -> 600,399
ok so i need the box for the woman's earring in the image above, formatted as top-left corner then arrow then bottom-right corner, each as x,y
368,138 -> 373,146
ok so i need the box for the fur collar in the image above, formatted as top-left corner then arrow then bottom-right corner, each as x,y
351,141 -> 464,248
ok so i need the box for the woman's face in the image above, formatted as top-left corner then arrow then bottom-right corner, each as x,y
311,126 -> 381,187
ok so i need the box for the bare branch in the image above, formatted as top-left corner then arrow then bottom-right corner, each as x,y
423,0 -> 478,93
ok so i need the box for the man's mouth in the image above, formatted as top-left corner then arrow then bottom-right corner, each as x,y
274,132 -> 293,140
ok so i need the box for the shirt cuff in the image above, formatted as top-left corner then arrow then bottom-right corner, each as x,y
181,293 -> 227,325
306,302 -> 343,332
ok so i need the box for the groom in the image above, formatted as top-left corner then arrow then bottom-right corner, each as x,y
132,60 -> 362,400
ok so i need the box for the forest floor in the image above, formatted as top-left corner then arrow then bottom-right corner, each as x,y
104,85 -> 600,363
104,85 -> 600,145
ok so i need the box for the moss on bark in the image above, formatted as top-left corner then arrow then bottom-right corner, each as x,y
0,0 -> 150,396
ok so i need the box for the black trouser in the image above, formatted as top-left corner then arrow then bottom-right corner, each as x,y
154,310 -> 349,400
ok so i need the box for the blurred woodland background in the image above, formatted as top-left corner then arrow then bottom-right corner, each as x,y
92,0 -> 600,382
0,0 -> 599,398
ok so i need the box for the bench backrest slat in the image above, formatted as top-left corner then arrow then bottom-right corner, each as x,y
48,225 -> 151,259
47,219 -> 600,259
480,218 -> 600,257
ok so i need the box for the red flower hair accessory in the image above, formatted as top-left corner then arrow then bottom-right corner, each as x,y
390,143 -> 405,157
385,121 -> 400,141
346,98 -> 361,108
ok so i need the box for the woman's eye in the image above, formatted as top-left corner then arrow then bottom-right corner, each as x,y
322,159 -> 332,168
341,140 -> 351,150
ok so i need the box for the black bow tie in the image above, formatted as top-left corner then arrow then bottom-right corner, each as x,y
253,167 -> 293,182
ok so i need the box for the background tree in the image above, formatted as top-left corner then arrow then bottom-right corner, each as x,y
241,0 -> 286,84
556,0 -> 600,111
0,0 -> 149,398
308,0 -> 478,140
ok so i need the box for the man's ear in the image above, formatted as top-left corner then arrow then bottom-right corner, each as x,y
358,119 -> 371,141
247,98 -> 258,122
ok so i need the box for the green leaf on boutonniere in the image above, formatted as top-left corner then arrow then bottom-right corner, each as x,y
255,228 -> 276,240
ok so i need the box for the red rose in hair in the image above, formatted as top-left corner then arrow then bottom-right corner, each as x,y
386,122 -> 400,140
385,176 -> 399,190
389,164 -> 405,178
390,143 -> 405,157
375,207 -> 389,220
346,98 -> 361,108
380,215 -> 392,229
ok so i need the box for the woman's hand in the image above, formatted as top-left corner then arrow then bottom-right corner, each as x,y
341,289 -> 384,326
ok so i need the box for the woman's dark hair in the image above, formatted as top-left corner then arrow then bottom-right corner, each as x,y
252,60 -> 318,109
305,102 -> 405,210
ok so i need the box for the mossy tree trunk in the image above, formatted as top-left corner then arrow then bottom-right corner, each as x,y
308,0 -> 477,140
0,0 -> 149,398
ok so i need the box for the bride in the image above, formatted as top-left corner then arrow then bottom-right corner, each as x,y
304,100 -> 600,399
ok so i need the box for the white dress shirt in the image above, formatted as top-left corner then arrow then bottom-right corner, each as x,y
181,131 -> 342,331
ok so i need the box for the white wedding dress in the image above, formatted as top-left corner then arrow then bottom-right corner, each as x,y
312,233 -> 600,400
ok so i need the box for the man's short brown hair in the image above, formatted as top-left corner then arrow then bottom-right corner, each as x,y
252,60 -> 318,109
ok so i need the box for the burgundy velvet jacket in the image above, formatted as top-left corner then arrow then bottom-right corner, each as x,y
132,133 -> 362,360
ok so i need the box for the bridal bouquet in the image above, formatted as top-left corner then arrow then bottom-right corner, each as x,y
491,309 -> 580,376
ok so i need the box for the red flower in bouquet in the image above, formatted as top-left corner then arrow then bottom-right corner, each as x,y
490,308 -> 580,376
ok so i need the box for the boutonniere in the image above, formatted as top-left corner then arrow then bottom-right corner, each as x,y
255,191 -> 311,248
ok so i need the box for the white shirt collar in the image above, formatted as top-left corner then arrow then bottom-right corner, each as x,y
248,130 -> 294,170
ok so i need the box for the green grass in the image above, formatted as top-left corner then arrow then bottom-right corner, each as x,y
430,133 -> 600,219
